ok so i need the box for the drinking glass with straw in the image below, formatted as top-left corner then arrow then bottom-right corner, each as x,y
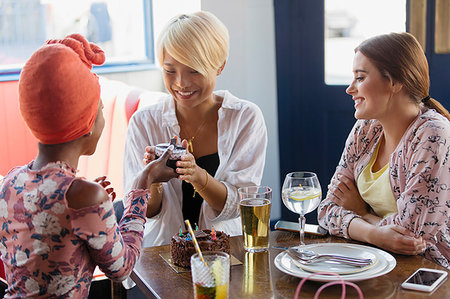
188,219 -> 230,299
185,219 -> 207,266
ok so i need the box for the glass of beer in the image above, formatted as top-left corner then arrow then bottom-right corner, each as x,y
191,251 -> 230,299
238,186 -> 272,252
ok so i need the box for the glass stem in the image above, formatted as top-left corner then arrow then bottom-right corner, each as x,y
298,215 -> 306,246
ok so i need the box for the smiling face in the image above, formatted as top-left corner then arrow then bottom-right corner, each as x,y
162,53 -> 218,110
346,51 -> 394,121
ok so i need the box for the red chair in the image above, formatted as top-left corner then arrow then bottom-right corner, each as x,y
0,261 -> 7,296
0,260 -> 5,279
0,81 -> 38,176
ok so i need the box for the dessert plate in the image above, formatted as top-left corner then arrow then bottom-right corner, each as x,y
274,243 -> 396,282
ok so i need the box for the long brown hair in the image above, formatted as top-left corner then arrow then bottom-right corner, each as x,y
355,32 -> 450,121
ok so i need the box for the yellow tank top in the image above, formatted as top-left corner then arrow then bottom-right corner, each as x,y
357,142 -> 397,218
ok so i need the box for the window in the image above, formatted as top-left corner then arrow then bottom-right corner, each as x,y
0,0 -> 153,80
324,0 -> 406,85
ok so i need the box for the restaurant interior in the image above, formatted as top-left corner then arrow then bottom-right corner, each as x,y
0,0 -> 449,298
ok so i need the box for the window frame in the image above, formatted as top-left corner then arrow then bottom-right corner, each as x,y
0,0 -> 155,82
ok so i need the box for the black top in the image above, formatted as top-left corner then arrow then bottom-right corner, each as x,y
182,152 -> 220,226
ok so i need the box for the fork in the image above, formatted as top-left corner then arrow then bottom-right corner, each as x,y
287,248 -> 373,266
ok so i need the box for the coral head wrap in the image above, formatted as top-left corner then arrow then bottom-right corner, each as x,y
19,33 -> 106,144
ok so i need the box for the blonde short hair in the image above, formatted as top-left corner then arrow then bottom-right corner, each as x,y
156,11 -> 229,77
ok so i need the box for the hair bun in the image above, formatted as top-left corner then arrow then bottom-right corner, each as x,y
46,33 -> 106,69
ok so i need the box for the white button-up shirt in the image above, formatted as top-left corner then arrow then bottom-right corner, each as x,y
123,90 -> 268,247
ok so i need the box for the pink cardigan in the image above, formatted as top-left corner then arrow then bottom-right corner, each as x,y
318,108 -> 450,269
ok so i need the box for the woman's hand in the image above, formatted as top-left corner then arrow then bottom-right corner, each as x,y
143,136 -> 180,164
94,176 -> 116,201
369,225 -> 427,255
132,145 -> 178,190
349,219 -> 427,256
329,176 -> 369,216
143,145 -> 156,165
176,139 -> 205,185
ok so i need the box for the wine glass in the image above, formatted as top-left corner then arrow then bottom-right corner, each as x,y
282,172 -> 322,247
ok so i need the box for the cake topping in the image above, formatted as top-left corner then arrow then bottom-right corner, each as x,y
194,230 -> 208,238
186,233 -> 192,241
211,226 -> 217,240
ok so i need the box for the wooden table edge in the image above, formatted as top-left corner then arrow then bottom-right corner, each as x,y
130,268 -> 160,299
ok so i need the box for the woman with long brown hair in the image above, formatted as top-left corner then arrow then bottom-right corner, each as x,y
318,32 -> 450,269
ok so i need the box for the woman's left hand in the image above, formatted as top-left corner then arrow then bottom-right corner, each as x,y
370,225 -> 427,255
94,176 -> 116,201
176,139 -> 204,185
329,175 -> 368,216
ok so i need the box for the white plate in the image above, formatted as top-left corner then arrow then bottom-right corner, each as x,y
274,243 -> 396,282
290,244 -> 378,274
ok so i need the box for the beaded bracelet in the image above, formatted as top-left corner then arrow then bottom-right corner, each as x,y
193,169 -> 209,198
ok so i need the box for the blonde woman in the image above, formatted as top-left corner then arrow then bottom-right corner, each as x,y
318,32 -> 450,269
123,11 -> 268,247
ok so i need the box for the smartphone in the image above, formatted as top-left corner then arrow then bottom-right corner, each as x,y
274,220 -> 328,236
401,268 -> 448,292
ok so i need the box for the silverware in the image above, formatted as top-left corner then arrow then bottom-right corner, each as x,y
291,248 -> 373,263
287,248 -> 373,267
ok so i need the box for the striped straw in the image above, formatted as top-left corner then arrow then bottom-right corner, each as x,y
185,219 -> 207,266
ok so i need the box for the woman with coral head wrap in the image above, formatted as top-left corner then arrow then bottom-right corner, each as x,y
0,34 -> 177,298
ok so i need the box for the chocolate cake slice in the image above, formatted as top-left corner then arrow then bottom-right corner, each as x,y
170,229 -> 230,268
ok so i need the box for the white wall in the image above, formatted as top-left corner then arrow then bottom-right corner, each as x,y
102,68 -> 164,91
201,0 -> 281,220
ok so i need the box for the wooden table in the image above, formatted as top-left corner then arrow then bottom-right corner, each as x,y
130,230 -> 449,298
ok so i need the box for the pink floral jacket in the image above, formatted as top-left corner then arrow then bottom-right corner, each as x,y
318,108 -> 450,269
0,161 -> 149,298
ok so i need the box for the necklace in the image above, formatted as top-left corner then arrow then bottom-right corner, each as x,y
183,117 -> 209,154
178,99 -> 219,155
